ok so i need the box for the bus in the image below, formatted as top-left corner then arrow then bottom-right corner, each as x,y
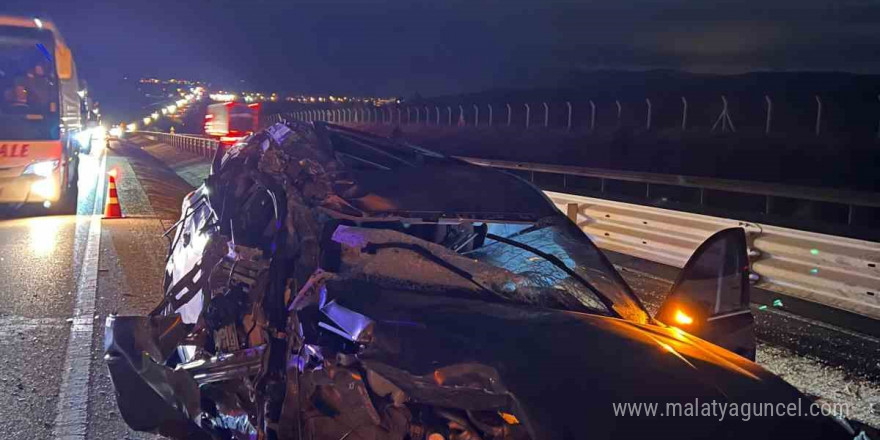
0,15 -> 83,212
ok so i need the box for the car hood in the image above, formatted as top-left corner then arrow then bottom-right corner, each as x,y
323,281 -> 849,439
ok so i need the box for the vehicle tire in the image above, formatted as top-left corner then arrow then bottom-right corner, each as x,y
52,158 -> 79,215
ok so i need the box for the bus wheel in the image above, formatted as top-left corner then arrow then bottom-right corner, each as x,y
52,160 -> 79,215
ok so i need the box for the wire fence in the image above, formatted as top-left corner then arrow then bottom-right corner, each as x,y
267,93 -> 880,139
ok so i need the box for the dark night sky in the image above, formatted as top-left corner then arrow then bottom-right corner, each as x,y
5,0 -> 880,97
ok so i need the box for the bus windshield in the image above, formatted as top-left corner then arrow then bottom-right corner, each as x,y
0,27 -> 60,140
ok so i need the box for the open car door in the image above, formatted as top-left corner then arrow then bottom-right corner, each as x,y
655,228 -> 756,360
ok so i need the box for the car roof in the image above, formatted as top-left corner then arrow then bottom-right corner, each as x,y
317,122 -> 560,222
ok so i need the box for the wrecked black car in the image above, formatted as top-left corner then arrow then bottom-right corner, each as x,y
104,122 -> 859,439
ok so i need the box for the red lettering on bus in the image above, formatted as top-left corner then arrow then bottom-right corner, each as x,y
0,144 -> 31,158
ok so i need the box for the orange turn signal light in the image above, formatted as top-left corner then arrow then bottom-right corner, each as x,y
674,309 -> 694,325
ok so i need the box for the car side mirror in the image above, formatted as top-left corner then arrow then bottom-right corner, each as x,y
655,228 -> 756,360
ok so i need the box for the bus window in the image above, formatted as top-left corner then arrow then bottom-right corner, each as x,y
0,27 -> 60,140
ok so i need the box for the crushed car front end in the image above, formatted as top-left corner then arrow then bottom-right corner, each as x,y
104,122 -> 856,440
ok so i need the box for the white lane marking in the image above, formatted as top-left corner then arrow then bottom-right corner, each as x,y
52,150 -> 106,440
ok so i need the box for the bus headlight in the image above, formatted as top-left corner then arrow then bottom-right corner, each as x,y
30,177 -> 57,200
23,160 -> 60,178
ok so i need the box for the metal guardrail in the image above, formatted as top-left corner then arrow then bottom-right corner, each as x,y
549,191 -> 880,321
137,131 -> 219,159
457,157 -> 880,209
135,126 -> 880,321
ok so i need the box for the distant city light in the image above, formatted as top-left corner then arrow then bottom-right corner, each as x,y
33,18 -> 43,28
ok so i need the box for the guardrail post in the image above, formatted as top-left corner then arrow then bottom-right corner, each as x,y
815,95 -> 822,136
615,100 -> 621,128
406,107 -> 411,124
424,106 -> 429,125
543,102 -> 549,128
397,108 -> 401,125
488,104 -> 493,127
590,100 -> 596,132
373,108 -> 377,124
566,101 -> 572,131
474,104 -> 479,127
458,105 -> 465,126
506,103 -> 512,127
765,95 -> 772,134
413,107 -> 418,124
681,97 -> 688,131
447,106 -> 452,125
435,106 -> 440,125
525,104 -> 530,129
645,98 -> 652,130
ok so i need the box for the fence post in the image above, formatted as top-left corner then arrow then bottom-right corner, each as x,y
506,103 -> 512,126
645,98 -> 652,130
543,102 -> 549,128
435,106 -> 440,125
488,104 -> 493,127
424,106 -> 429,125
474,104 -> 479,127
397,108 -> 401,125
447,106 -> 452,125
373,108 -> 377,124
525,103 -> 530,129
406,107 -> 411,124
615,100 -> 621,128
765,95 -> 772,135
458,105 -> 465,126
711,96 -> 736,133
566,101 -> 572,131
590,100 -> 596,132
681,97 -> 688,131
815,95 -> 822,136
415,107 -> 420,124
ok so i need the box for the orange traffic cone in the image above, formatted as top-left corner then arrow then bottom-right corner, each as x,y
103,173 -> 123,219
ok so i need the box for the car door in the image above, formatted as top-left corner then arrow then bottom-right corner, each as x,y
655,228 -> 756,360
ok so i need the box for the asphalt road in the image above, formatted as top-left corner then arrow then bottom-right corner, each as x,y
0,140 -> 192,439
0,134 -> 875,438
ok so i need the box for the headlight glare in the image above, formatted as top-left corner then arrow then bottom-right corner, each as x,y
23,160 -> 60,178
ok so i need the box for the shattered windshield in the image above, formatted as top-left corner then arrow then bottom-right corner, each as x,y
468,220 -> 650,323
332,221 -> 649,321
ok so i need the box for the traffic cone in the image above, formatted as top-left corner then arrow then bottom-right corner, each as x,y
103,173 -> 123,219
